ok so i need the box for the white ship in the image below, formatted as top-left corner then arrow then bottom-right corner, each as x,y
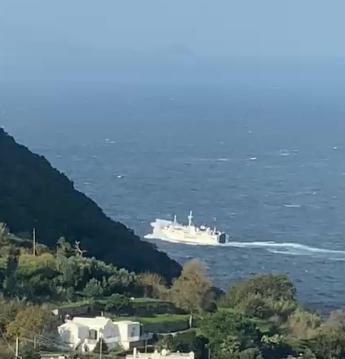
152,211 -> 230,245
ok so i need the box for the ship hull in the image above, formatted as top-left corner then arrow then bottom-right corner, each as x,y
159,229 -> 220,245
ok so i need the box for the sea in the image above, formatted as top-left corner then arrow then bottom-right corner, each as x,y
2,72 -> 345,313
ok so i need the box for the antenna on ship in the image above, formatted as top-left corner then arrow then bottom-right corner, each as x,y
173,215 -> 177,225
188,211 -> 193,227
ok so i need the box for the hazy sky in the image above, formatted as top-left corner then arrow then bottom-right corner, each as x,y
1,0 -> 344,59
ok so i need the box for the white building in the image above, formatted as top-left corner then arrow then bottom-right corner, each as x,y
116,320 -> 141,349
127,348 -> 195,359
58,316 -> 142,352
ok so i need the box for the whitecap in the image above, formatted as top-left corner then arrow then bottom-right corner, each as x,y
279,150 -> 290,156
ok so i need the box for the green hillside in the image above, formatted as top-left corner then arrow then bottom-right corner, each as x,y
0,128 -> 181,280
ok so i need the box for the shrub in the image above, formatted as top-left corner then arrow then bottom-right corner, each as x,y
286,308 -> 321,339
226,274 -> 296,308
139,272 -> 167,299
105,294 -> 130,315
83,278 -> 104,299
236,295 -> 273,319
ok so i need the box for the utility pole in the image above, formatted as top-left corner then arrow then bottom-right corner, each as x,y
32,228 -> 36,256
100,334 -> 103,359
15,335 -> 19,359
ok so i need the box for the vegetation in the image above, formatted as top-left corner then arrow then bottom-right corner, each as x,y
170,259 -> 213,326
154,330 -> 208,356
115,313 -> 189,324
6,305 -> 51,340
0,128 -> 181,280
0,225 -> 344,359
0,231 -> 143,303
138,272 -> 168,299
104,294 -> 130,315
1,129 -> 345,358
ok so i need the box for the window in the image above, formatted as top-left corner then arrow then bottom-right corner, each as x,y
89,329 -> 98,340
131,327 -> 136,337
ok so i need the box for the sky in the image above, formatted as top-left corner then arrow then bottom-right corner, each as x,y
1,0 -> 344,59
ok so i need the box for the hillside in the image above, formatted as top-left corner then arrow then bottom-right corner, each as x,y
0,128 -> 181,280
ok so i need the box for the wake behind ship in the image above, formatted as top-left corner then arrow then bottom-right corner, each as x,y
147,211 -> 230,245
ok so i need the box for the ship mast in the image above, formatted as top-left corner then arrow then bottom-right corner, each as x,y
188,211 -> 193,227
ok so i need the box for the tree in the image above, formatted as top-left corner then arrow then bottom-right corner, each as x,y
0,223 -> 9,245
138,273 -> 168,299
158,330 -> 209,357
236,295 -> 273,319
105,294 -> 130,315
170,259 -> 212,326
155,335 -> 176,351
226,274 -> 296,308
287,308 -> 321,340
308,329 -> 345,359
139,272 -> 167,299
56,237 -> 72,257
0,297 -> 26,332
3,245 -> 19,297
199,311 -> 260,356
324,309 -> 345,331
83,278 -> 104,299
74,240 -> 87,257
107,269 -> 137,296
6,305 -> 52,340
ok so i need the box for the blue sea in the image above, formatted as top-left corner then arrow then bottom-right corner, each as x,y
2,77 -> 345,313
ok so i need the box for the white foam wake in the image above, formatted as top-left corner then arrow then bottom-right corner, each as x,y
145,219 -> 345,260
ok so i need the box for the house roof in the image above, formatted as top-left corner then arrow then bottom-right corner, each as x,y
59,321 -> 86,329
72,316 -> 113,328
115,320 -> 140,326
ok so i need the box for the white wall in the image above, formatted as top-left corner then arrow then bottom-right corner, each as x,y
127,351 -> 195,359
58,323 -> 79,345
115,322 -> 141,349
59,318 -> 141,352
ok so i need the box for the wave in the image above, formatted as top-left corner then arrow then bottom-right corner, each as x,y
279,150 -> 290,156
189,157 -> 230,162
145,219 -> 345,260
